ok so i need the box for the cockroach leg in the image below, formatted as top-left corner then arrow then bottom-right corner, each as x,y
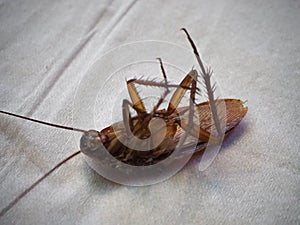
149,58 -> 170,115
180,69 -> 213,142
122,99 -> 134,136
0,28 -> 249,217
181,28 -> 224,139
166,69 -> 198,115
126,78 -> 147,115
163,67 -> 213,142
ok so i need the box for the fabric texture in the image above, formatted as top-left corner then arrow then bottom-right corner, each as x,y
0,0 -> 299,224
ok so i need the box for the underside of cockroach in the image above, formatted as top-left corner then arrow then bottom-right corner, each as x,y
80,98 -> 247,166
80,31 -> 248,166
0,28 -> 248,216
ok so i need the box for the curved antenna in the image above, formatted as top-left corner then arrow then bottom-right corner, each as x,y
0,150 -> 81,217
0,110 -> 87,133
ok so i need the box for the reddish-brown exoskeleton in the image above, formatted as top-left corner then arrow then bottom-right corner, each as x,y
80,28 -> 247,166
0,28 -> 247,216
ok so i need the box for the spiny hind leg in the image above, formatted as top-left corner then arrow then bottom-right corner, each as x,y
181,28 -> 224,139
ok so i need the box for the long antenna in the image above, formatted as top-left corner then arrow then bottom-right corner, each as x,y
0,110 -> 86,216
0,110 -> 87,133
0,150 -> 81,217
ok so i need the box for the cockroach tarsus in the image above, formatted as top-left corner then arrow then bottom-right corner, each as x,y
0,28 -> 247,217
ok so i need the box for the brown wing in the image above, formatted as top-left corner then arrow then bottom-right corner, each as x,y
190,98 -> 247,135
176,98 -> 247,140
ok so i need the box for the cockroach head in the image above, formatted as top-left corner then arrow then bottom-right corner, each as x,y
80,130 -> 103,156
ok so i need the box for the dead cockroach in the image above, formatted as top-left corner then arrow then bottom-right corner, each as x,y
0,28 -> 247,216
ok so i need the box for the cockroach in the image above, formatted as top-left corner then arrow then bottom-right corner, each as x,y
0,28 -> 247,217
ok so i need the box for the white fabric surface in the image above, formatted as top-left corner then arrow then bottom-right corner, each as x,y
1,0 -> 299,224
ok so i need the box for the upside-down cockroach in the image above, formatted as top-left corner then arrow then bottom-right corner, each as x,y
0,28 -> 247,216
